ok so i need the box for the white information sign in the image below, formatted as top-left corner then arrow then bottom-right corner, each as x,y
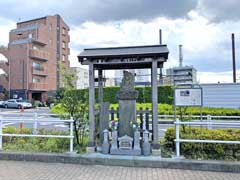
175,88 -> 202,106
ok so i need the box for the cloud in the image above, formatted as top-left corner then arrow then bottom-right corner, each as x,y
0,0 -> 197,24
0,17 -> 15,46
198,69 -> 240,83
197,0 -> 240,23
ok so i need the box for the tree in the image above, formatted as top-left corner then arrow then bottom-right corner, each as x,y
59,61 -> 78,90
61,90 -> 88,145
59,62 -> 89,146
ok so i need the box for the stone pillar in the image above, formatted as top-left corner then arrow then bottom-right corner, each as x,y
87,63 -> 95,152
99,102 -> 110,143
133,129 -> 141,153
143,130 -> 151,156
110,130 -> 118,154
102,129 -> 109,154
151,60 -> 160,149
118,98 -> 137,137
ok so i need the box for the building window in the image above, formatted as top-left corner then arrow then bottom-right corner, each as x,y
62,28 -> 66,35
62,55 -> 65,61
28,33 -> 32,39
49,24 -> 52,31
62,41 -> 66,49
33,77 -> 41,83
33,62 -> 42,71
32,45 -> 40,50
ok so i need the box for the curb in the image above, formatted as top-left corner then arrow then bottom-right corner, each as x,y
0,152 -> 239,173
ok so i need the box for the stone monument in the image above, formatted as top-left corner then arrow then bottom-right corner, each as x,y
109,71 -> 141,155
117,71 -> 138,137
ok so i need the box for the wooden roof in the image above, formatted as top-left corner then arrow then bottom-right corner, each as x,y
78,44 -> 169,70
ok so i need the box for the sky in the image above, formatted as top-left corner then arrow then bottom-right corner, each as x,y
0,0 -> 240,83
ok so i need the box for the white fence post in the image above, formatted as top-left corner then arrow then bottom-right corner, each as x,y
0,115 -> 2,150
70,117 -> 74,153
175,118 -> 180,158
33,112 -> 38,134
207,115 -> 212,129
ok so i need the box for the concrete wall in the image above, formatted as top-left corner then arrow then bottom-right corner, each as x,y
201,83 -> 240,109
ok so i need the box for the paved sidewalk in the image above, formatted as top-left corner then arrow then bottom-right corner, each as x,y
0,160 -> 238,180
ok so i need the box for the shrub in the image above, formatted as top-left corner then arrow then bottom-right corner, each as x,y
164,127 -> 240,160
2,127 -> 69,153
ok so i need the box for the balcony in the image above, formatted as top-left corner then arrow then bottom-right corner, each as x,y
31,38 -> 47,46
29,49 -> 49,61
29,83 -> 48,91
32,67 -> 47,76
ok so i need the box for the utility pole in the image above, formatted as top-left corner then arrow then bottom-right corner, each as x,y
232,33 -> 237,83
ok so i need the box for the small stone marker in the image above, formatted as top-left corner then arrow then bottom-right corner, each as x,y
110,130 -> 118,153
102,129 -> 110,154
133,130 -> 141,152
142,130 -> 151,156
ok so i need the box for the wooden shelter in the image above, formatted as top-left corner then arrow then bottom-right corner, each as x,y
78,44 -> 169,151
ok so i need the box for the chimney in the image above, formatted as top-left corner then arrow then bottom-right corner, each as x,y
159,29 -> 162,45
232,33 -> 236,83
179,44 -> 183,67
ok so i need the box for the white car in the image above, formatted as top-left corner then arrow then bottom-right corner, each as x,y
3,99 -> 32,109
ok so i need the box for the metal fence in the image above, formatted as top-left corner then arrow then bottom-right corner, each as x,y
0,113 -> 74,152
174,119 -> 240,158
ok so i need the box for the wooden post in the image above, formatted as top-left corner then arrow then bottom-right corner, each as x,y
110,107 -> 115,121
139,107 -> 143,137
98,69 -> 103,105
88,63 -> 95,150
151,60 -> 160,149
145,108 -> 149,131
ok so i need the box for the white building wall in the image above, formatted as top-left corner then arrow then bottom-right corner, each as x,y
71,67 -> 89,89
114,69 -> 150,85
201,83 -> 240,109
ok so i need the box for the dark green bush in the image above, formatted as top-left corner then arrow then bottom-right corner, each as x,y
164,127 -> 240,160
70,86 -> 174,104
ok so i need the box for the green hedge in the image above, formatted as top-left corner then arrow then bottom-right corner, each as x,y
2,127 -> 69,153
164,127 -> 240,160
75,86 -> 173,104
110,103 -> 240,116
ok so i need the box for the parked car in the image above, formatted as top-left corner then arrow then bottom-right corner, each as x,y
0,101 -> 5,108
3,99 -> 32,109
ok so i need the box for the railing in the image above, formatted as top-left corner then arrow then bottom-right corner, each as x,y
29,82 -> 48,90
174,119 -> 240,158
32,67 -> 47,76
29,49 -> 49,61
0,113 -> 74,153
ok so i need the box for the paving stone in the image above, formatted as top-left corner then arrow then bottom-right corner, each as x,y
0,160 -> 239,180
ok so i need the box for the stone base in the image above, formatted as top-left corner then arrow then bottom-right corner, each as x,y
152,149 -> 161,156
86,147 -> 95,153
110,149 -> 141,156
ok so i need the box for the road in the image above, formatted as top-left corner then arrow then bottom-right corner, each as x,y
0,107 -> 69,131
0,160 -> 238,180
0,108 -> 239,138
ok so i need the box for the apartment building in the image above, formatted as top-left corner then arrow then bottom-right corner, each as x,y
6,14 -> 70,101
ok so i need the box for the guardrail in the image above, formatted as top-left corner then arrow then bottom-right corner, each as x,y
0,114 -> 74,153
174,119 -> 240,158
